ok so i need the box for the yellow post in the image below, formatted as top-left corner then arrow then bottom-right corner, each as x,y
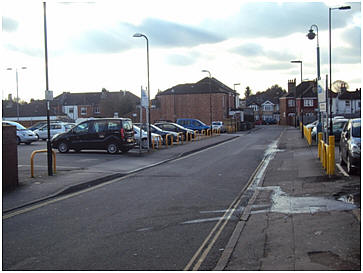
31,149 -> 56,178
328,136 -> 335,176
207,129 -> 211,136
308,128 -> 312,145
194,130 -> 199,141
318,133 -> 323,159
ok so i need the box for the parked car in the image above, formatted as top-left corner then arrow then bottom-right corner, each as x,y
2,120 -> 38,145
34,123 -> 75,140
255,120 -> 267,125
305,120 -> 318,129
176,118 -> 210,132
332,119 -> 348,142
212,121 -> 226,133
154,122 -> 195,140
339,118 -> 361,174
134,123 -> 180,144
51,118 -> 135,154
133,125 -> 162,148
27,120 -> 63,131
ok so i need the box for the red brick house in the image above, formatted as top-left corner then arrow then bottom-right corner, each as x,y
280,79 -> 318,126
151,77 -> 239,124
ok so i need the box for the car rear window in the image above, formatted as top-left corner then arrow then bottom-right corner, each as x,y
352,122 -> 361,138
122,120 -> 133,130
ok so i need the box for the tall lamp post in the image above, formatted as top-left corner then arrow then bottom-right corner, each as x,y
290,60 -> 302,128
6,67 -> 27,122
202,70 -> 213,133
133,33 -> 151,149
307,24 -> 322,139
329,5 -> 351,135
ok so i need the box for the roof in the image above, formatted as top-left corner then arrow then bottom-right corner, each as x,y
2,99 -> 58,118
159,77 -> 236,96
54,90 -> 139,105
284,80 -> 317,98
338,88 -> 361,100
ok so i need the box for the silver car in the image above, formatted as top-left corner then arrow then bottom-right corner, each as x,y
2,120 -> 38,145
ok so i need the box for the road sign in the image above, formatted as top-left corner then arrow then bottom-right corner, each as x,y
141,87 -> 148,108
319,102 -> 327,112
317,80 -> 326,105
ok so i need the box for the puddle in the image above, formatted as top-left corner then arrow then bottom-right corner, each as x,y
257,186 -> 356,214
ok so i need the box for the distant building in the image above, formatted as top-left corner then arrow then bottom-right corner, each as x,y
151,77 -> 240,124
280,79 -> 318,126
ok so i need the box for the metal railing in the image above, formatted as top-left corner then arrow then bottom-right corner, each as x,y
31,149 -> 56,178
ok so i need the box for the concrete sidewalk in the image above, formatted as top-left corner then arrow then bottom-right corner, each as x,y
3,133 -> 241,212
221,127 -> 360,270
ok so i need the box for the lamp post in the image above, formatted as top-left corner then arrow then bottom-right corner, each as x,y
290,60 -> 302,128
202,70 -> 213,133
133,33 -> 151,149
329,5 -> 351,135
6,67 -> 27,122
307,24 -> 322,140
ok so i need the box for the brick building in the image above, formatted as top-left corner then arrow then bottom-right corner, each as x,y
280,79 -> 318,126
151,77 -> 239,124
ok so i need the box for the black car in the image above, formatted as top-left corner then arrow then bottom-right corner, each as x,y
154,122 -> 195,140
51,118 -> 135,154
339,118 -> 361,174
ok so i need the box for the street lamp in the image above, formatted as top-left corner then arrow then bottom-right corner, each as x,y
6,67 -> 27,122
307,24 -> 322,140
290,60 -> 302,128
202,70 -> 213,133
133,32 -> 151,149
329,5 -> 351,135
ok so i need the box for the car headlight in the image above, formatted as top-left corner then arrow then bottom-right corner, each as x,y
350,143 -> 361,155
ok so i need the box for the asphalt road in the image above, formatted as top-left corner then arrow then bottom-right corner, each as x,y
3,126 -> 284,270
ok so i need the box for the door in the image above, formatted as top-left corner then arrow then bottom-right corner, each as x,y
70,121 -> 91,150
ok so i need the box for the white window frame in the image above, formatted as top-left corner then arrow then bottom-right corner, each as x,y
81,107 -> 87,116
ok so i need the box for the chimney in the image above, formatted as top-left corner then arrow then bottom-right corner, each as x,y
288,79 -> 296,95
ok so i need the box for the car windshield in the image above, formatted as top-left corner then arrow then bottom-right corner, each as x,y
352,121 -> 361,138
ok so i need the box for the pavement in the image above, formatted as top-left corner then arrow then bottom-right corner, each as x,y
3,126 -> 361,270
218,127 -> 361,271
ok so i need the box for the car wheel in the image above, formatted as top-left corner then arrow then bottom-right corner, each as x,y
58,142 -> 69,153
107,143 -> 118,154
16,137 -> 20,145
339,149 -> 346,165
347,155 -> 354,174
36,134 -> 40,140
25,142 -> 31,145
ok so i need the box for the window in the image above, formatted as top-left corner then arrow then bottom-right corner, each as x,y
94,107 -> 100,114
81,107 -> 87,116
304,99 -> 314,107
69,108 -> 74,114
108,121 -> 120,131
345,100 -> 350,107
263,105 -> 273,111
288,100 -> 295,107
93,121 -> 108,133
74,122 -> 89,134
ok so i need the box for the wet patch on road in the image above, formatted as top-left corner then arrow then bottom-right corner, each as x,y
308,250 -> 360,270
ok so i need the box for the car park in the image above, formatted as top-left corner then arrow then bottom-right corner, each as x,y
339,118 -> 361,174
154,122 -> 195,140
134,123 -> 180,144
2,120 -> 38,145
176,118 -> 210,132
34,123 -> 75,140
212,121 -> 226,133
51,118 -> 135,154
133,125 -> 162,148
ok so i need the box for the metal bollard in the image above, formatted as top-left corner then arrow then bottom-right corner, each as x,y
31,149 -> 56,178
318,133 -> 323,159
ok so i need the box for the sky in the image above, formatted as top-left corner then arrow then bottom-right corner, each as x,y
1,0 -> 361,103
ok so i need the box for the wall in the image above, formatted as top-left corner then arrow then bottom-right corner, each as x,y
2,125 -> 18,191
151,93 -> 230,124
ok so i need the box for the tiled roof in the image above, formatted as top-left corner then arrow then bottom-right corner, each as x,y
159,77 -> 236,95
338,88 -> 361,100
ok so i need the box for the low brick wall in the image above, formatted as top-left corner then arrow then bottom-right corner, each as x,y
2,125 -> 18,191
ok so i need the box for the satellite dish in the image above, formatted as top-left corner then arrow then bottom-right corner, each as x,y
332,80 -> 349,93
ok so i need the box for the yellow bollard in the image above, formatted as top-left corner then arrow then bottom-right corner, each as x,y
328,136 -> 335,175
318,133 -> 323,159
31,149 -> 56,178
194,130 -> 199,141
